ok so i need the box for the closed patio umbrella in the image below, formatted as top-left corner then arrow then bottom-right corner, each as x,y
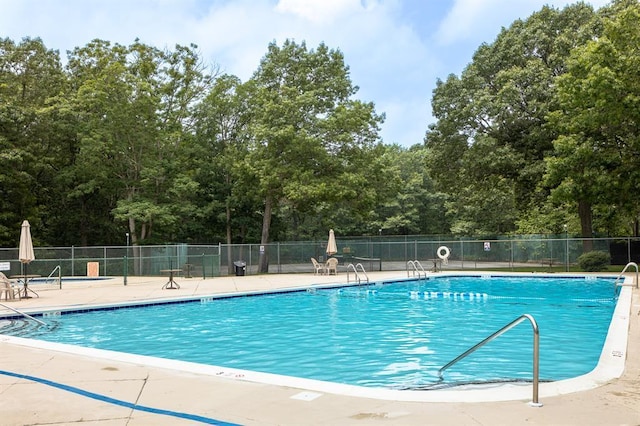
19,220 -> 35,264
18,220 -> 36,298
326,229 -> 338,257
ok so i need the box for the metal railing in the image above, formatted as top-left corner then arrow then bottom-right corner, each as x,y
406,260 -> 427,278
0,303 -> 47,326
347,263 -> 369,284
614,262 -> 638,289
438,314 -> 542,407
45,265 -> 62,289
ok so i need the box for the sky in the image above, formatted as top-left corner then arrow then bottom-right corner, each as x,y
1,0 -> 611,147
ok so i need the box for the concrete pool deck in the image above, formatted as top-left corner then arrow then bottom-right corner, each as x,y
0,272 -> 638,425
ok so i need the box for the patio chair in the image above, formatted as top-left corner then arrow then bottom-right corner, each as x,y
311,258 -> 324,275
0,272 -> 18,301
325,257 -> 339,275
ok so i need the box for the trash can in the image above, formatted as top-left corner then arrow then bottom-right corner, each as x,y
233,260 -> 246,276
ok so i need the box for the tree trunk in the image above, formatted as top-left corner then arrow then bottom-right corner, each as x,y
578,199 -> 593,252
258,194 -> 273,273
128,217 -> 140,275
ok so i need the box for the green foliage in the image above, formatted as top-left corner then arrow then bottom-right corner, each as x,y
428,3 -> 600,236
245,39 -> 384,270
64,39 -> 212,245
0,37 -> 67,245
548,0 -> 640,237
2,1 -> 640,248
577,250 -> 611,272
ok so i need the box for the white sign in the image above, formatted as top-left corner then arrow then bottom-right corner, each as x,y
0,262 -> 10,271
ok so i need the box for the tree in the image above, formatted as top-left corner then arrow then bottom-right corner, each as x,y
427,3 -> 600,235
0,37 -> 66,245
445,136 -> 520,235
547,0 -> 640,240
374,144 -> 448,235
66,40 -> 213,253
247,40 -> 383,271
192,75 -> 264,271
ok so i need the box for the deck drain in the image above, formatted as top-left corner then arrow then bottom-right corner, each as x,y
290,391 -> 322,401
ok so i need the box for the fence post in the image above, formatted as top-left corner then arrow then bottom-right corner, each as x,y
123,255 -> 127,286
202,253 -> 206,279
277,242 -> 281,274
511,239 -> 514,270
404,237 -> 408,263
565,233 -> 570,272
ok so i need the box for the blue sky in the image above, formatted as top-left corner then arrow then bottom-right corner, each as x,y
1,0 -> 610,147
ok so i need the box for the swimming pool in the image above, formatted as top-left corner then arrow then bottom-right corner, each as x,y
1,274 -> 620,391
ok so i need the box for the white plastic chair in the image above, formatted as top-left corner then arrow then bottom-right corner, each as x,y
0,272 -> 18,300
311,258 -> 324,275
325,257 -> 338,275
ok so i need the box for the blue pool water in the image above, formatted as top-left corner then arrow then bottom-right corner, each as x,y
2,275 -> 617,389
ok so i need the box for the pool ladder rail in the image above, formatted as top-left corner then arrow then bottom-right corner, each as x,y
438,314 -> 542,407
346,263 -> 369,284
45,265 -> 62,289
406,260 -> 427,279
0,303 -> 47,327
614,262 -> 638,291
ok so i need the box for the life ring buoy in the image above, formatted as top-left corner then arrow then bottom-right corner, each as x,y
437,246 -> 450,264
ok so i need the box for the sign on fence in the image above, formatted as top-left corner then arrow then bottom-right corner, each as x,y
87,262 -> 99,277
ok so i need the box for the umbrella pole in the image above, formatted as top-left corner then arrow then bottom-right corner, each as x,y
23,263 -> 28,299
21,263 -> 38,298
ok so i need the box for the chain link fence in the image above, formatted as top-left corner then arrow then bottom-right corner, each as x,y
1,236 -> 638,279
0,244 -> 220,280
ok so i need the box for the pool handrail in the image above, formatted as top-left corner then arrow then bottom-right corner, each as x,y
406,260 -> 427,278
0,302 -> 47,326
45,265 -> 62,289
438,313 -> 541,407
346,263 -> 369,284
614,262 -> 638,289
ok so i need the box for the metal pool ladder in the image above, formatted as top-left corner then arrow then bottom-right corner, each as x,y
406,260 -> 427,278
438,314 -> 542,407
346,263 -> 369,284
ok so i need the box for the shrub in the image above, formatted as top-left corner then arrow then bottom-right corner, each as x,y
577,250 -> 611,272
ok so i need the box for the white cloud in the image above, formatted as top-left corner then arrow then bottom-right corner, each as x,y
275,0 -> 366,24
378,98 -> 429,145
186,1 -> 278,79
188,0 -> 436,145
0,0 -> 613,147
0,0 -> 439,146
436,0 -> 501,45
436,0 -> 612,46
